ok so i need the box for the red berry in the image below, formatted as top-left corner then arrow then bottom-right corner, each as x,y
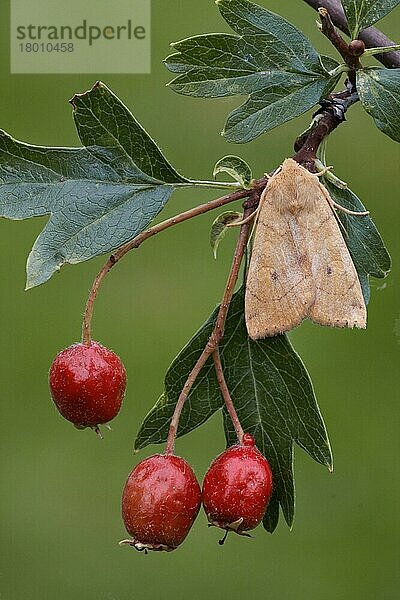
202,434 -> 273,541
120,454 -> 201,552
49,341 -> 126,434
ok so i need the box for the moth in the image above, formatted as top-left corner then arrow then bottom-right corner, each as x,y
245,158 -> 367,339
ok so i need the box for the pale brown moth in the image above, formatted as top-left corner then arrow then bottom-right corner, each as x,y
245,158 -> 367,339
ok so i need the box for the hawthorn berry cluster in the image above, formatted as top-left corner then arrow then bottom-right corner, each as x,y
49,341 -> 273,552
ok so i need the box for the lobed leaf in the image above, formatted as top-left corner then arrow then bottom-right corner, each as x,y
213,155 -> 252,187
166,0 -> 340,142
216,0 -> 325,69
356,68 -> 400,143
222,77 -> 338,143
324,178 -> 391,304
341,0 -> 400,38
0,82 -> 186,288
135,287 -> 332,533
71,82 -> 186,184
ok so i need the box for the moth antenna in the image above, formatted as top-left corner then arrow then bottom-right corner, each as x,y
272,165 -> 282,177
263,165 -> 282,179
327,200 -> 350,238
331,201 -> 369,217
319,181 -> 369,217
334,211 -> 350,238
246,183 -> 271,245
318,182 -> 349,238
314,159 -> 348,188
226,209 -> 259,228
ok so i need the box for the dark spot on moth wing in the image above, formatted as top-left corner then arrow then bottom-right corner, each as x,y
326,266 -> 332,275
271,271 -> 278,281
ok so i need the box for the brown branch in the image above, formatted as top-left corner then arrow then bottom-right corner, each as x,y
293,82 -> 359,170
164,201 -> 257,455
295,0 -> 400,168
81,185 -> 256,346
292,6 -> 363,169
303,0 -> 400,68
212,349 -> 244,444
318,7 -> 361,70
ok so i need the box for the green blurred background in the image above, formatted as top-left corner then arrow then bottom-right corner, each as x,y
0,1 -> 399,598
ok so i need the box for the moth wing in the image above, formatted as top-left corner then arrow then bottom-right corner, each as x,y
245,184 -> 315,339
304,182 -> 367,329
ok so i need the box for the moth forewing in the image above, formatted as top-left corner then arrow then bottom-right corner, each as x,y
307,178 -> 367,329
245,160 -> 315,339
244,158 -> 366,339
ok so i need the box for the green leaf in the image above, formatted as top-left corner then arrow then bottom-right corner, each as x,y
165,0 -> 340,143
135,287 -> 332,533
222,78 -> 339,143
320,55 -> 342,73
71,82 -> 186,184
213,155 -> 252,187
210,211 -> 243,258
356,68 -> 400,143
341,0 -> 400,38
0,82 -> 186,288
216,0 -> 327,70
324,179 -> 391,304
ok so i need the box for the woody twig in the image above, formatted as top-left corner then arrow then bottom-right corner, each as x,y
302,0 -> 400,68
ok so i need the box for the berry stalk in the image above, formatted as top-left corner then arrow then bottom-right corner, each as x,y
81,187 -> 256,346
212,349 -> 244,444
164,200 -> 258,455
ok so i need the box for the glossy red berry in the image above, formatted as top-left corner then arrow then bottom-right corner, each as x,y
49,341 -> 126,434
202,433 -> 273,541
120,454 -> 201,552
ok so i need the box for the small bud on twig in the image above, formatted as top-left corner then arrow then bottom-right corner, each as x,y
349,40 -> 366,57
